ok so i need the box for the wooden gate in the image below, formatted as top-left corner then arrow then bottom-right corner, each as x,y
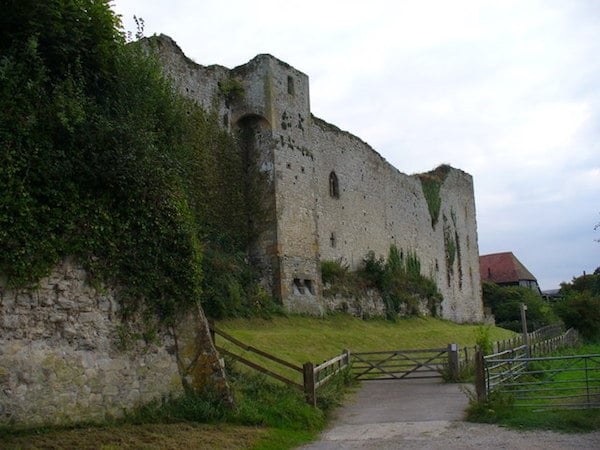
352,346 -> 457,380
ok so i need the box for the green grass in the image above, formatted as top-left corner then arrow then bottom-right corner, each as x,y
218,314 -> 514,357
216,314 -> 515,384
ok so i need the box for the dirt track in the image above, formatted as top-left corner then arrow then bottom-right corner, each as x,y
298,379 -> 600,449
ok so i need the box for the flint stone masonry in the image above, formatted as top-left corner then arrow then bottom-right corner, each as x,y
0,259 -> 228,426
151,34 -> 484,323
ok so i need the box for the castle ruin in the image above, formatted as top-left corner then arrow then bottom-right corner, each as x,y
153,35 -> 483,323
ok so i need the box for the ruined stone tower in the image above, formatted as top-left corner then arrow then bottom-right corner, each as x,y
153,35 -> 484,323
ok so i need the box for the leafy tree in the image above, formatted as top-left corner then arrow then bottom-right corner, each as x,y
482,282 -> 557,332
556,273 -> 600,340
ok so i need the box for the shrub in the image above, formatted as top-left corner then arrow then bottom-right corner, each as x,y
475,324 -> 493,355
482,282 -> 558,332
320,259 -> 349,285
323,246 -> 442,319
555,291 -> 600,341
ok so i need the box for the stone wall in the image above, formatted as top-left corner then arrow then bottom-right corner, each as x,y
0,259 -> 228,426
151,35 -> 484,323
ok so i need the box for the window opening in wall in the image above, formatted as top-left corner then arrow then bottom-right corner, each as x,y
329,171 -> 339,198
293,278 -> 304,294
330,232 -> 336,248
304,279 -> 315,295
287,75 -> 295,95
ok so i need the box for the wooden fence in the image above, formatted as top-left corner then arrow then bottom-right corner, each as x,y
456,324 -> 570,370
209,323 -> 350,406
209,322 -> 576,406
492,323 -> 564,353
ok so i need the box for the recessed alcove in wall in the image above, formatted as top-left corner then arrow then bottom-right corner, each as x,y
304,279 -> 315,295
293,278 -> 304,294
234,114 -> 271,163
292,278 -> 315,295
329,171 -> 339,198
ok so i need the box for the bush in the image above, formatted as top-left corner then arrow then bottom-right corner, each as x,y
464,389 -> 514,423
555,291 -> 600,341
482,282 -> 558,332
555,273 -> 600,341
320,259 -> 349,285
323,246 -> 442,319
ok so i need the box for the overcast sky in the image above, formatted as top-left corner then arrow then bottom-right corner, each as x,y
111,0 -> 599,290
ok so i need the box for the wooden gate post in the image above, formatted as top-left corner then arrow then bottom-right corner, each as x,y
447,343 -> 459,381
474,351 -> 487,403
343,349 -> 350,367
303,362 -> 316,407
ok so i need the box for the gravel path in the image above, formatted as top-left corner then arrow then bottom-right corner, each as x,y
298,379 -> 600,449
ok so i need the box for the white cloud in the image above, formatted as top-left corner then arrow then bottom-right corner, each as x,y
111,0 -> 600,288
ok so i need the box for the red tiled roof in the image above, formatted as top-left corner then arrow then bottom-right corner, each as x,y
479,252 -> 537,284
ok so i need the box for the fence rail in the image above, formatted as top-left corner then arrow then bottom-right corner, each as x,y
209,323 -> 350,406
492,323 -> 564,354
473,328 -> 598,409
482,353 -> 600,409
210,321 -> 579,407
352,344 -> 460,381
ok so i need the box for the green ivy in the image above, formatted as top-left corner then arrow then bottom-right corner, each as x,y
0,1 -> 271,332
417,164 -> 451,228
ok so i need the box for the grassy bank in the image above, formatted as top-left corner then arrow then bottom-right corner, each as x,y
216,314 -> 515,377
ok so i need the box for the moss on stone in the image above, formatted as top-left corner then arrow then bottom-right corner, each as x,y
417,164 -> 452,228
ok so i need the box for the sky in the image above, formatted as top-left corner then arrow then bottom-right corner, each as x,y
111,0 -> 600,290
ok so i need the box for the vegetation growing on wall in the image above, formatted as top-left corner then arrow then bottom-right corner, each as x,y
418,164 -> 451,228
218,77 -> 244,104
321,245 -> 442,319
443,217 -> 457,287
0,1 -> 271,330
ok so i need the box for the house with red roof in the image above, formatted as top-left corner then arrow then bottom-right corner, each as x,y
479,252 -> 541,294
